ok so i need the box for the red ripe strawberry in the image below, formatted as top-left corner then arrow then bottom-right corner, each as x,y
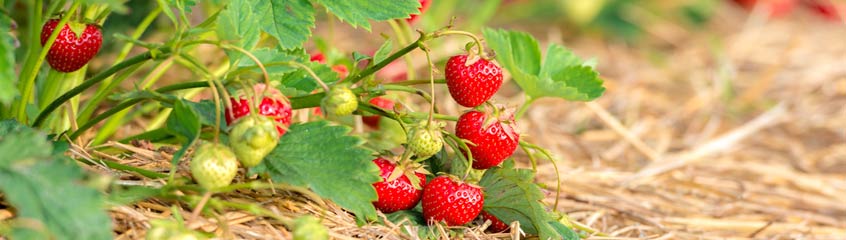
40,19 -> 102,72
421,176 -> 483,226
372,158 -> 427,213
310,52 -> 326,63
479,211 -> 509,233
455,110 -> 519,169
805,0 -> 845,21
445,55 -> 503,108
225,96 -> 292,136
407,0 -> 432,24
363,97 -> 395,129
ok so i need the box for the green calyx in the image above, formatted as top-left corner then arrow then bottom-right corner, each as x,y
321,84 -> 358,116
229,116 -> 280,168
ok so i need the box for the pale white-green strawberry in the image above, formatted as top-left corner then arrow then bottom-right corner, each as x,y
190,142 -> 238,190
229,116 -> 279,167
321,84 -> 358,116
407,121 -> 444,159
292,215 -> 328,240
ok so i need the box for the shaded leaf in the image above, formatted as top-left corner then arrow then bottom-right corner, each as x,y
253,121 -> 380,223
0,15 -> 17,105
0,120 -> 112,240
479,161 -> 572,240
218,0 -> 261,62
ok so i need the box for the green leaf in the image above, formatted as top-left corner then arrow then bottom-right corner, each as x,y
479,161 -> 570,240
0,120 -> 112,240
372,39 -> 393,65
218,0 -> 261,62
0,15 -> 17,105
314,0 -> 420,30
550,220 -> 581,240
279,62 -> 340,95
165,99 -> 201,171
181,100 -> 224,130
483,28 -> 605,101
236,48 -> 300,76
253,121 -> 380,223
253,0 -> 315,49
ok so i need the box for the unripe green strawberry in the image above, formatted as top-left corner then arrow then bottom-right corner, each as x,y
190,142 -> 238,190
229,116 -> 279,167
321,85 -> 358,116
146,219 -> 206,240
292,215 -> 329,240
407,121 -> 444,159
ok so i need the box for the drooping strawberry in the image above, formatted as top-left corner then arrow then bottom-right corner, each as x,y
225,94 -> 292,136
455,110 -> 519,169
407,121 -> 444,159
229,116 -> 279,167
444,55 -> 503,108
372,158 -> 427,213
362,97 -> 396,129
479,211 -> 509,233
40,19 -> 102,72
421,175 -> 484,226
407,0 -> 432,24
190,142 -> 239,190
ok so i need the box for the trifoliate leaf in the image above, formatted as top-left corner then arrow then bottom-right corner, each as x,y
253,121 -> 380,223
483,28 -> 605,101
479,161 -> 574,240
314,0 -> 420,30
0,120 -> 113,240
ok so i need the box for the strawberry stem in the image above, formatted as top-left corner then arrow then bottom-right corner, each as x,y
348,34 -> 426,85
68,81 -> 209,140
514,97 -> 536,121
17,1 -> 80,122
33,47 -> 174,127
389,79 -> 446,86
433,30 -> 486,59
423,44 -> 436,125
519,140 -> 562,212
387,19 -> 417,81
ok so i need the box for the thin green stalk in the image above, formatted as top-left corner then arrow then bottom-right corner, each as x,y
79,6 -> 162,123
348,35 -> 425,85
80,157 -> 168,179
17,0 -> 77,122
390,79 -> 446,86
33,48 -> 173,127
514,97 -> 535,121
70,81 -> 208,141
93,59 -> 173,144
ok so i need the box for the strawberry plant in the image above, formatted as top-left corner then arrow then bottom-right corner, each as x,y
0,0 -> 604,239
